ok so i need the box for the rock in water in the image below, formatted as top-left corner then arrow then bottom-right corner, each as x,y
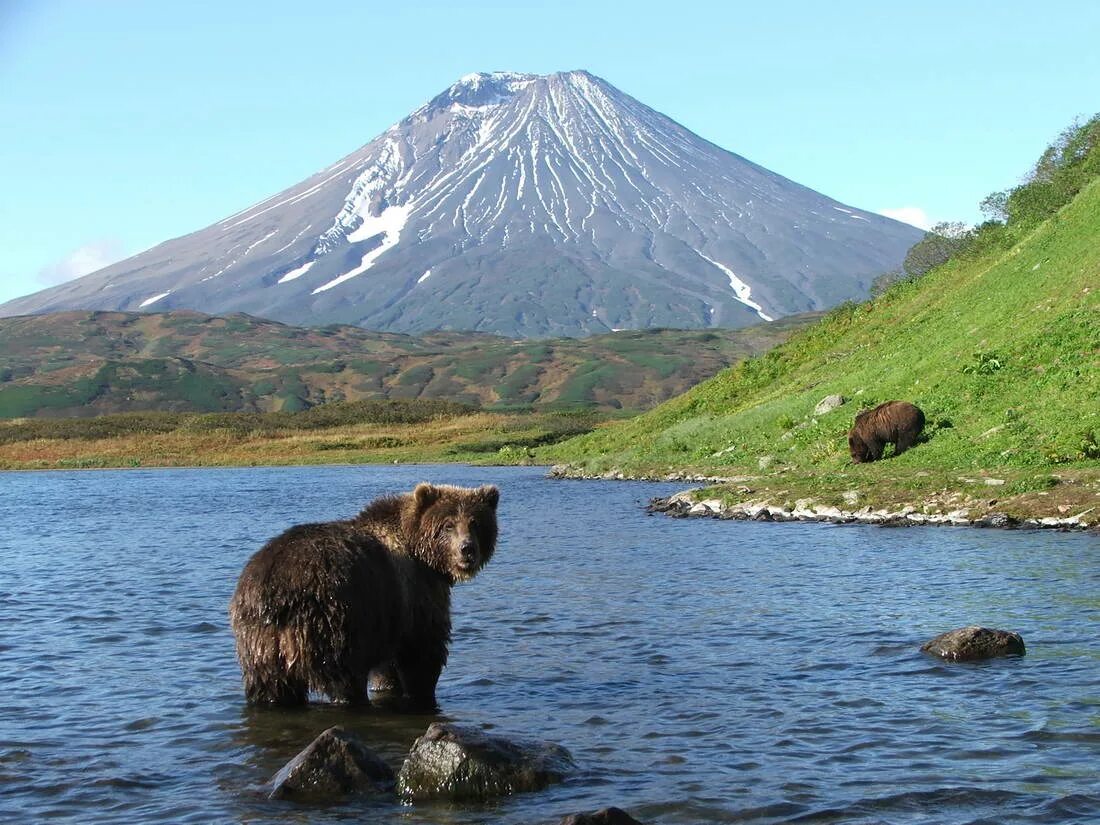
975,512 -> 1020,529
268,726 -> 395,800
559,807 -> 647,824
920,626 -> 1026,662
397,722 -> 575,800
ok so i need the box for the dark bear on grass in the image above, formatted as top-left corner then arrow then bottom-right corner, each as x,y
848,400 -> 925,463
229,482 -> 499,708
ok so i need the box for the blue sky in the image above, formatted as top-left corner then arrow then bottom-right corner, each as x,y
1,0 -> 1098,305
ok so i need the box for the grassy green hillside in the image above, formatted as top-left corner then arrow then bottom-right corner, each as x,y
0,310 -> 814,418
542,173 -> 1100,521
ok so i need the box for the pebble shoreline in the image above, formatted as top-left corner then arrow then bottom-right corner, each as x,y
548,466 -> 1095,531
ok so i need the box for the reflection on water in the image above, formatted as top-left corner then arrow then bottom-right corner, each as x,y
0,465 -> 1097,824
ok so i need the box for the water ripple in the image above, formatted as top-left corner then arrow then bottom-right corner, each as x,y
0,465 -> 1097,824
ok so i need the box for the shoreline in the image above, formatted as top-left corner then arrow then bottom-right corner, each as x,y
548,465 -> 1099,531
647,490 -> 1095,531
4,453 -> 1096,531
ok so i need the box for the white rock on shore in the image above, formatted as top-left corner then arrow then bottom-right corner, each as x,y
650,491 -> 1092,530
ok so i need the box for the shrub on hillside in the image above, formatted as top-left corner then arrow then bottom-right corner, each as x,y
876,113 -> 1100,292
0,412 -> 183,444
981,114 -> 1100,232
903,221 -> 973,278
292,399 -> 477,429
0,399 -> 480,444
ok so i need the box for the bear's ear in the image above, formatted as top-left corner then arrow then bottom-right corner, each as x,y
479,485 -> 500,510
413,482 -> 441,511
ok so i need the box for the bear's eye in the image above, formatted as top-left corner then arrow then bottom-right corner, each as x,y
442,519 -> 455,531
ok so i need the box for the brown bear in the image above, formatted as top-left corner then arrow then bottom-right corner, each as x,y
848,400 -> 925,463
228,482 -> 499,708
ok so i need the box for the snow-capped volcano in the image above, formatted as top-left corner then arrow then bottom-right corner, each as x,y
1,70 -> 921,336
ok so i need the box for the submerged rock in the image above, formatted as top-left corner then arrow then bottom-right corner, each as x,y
268,726 -> 394,800
367,665 -> 401,696
559,807 -> 647,824
397,722 -> 575,801
647,495 -> 694,517
920,626 -> 1026,662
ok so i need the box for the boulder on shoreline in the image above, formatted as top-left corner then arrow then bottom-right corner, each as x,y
559,807 -> 646,824
268,726 -> 394,800
397,722 -> 575,801
920,626 -> 1026,662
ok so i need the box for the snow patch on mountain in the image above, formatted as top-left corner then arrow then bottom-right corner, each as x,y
312,203 -> 412,294
244,228 -> 279,255
315,139 -> 406,255
273,224 -> 313,255
697,251 -> 774,322
277,260 -> 314,284
139,291 -> 172,308
346,202 -> 411,245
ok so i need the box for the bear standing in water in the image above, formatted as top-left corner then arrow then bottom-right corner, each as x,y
228,482 -> 499,708
848,401 -> 925,463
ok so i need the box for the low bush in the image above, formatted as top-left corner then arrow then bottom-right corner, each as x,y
0,399 -> 480,445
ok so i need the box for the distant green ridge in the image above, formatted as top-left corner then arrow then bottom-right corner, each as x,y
0,311 -> 813,419
542,174 -> 1100,475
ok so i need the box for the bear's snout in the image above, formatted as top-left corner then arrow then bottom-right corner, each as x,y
458,538 -> 479,566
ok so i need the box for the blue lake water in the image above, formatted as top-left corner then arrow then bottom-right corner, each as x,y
0,464 -> 1098,824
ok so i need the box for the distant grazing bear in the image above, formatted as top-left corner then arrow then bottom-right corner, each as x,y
228,482 -> 499,708
848,400 -> 925,463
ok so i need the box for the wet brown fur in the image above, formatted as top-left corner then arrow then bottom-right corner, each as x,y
228,482 -> 499,707
848,400 -> 925,463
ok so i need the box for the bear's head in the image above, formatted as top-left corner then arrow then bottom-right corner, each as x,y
848,432 -> 871,463
407,483 -> 500,582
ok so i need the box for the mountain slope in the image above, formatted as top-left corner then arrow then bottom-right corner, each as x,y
0,71 -> 920,336
542,175 -> 1100,488
0,309 -> 816,417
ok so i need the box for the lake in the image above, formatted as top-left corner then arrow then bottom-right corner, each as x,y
1,465 -> 1097,824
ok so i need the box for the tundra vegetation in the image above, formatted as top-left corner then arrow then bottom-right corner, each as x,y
0,314 -> 812,419
0,400 -> 600,470
0,319 -> 812,470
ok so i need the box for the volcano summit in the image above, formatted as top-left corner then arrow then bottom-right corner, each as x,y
2,70 -> 921,336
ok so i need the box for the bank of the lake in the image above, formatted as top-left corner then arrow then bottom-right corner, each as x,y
549,464 -> 1100,531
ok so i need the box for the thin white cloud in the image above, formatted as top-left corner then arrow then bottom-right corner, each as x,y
36,239 -> 125,286
878,207 -> 932,231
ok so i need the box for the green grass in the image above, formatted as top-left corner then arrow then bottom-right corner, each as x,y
541,177 -> 1100,513
494,363 -> 543,405
554,362 -> 623,406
